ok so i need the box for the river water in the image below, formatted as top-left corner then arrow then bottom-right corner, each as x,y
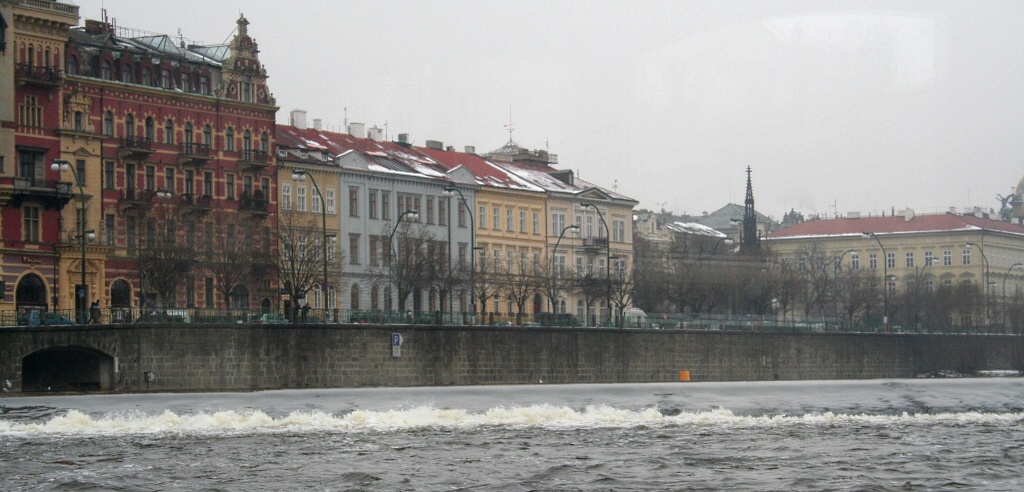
2,378 -> 1023,491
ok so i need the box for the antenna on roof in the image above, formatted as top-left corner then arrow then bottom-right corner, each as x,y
344,107 -> 348,131
503,104 -> 514,143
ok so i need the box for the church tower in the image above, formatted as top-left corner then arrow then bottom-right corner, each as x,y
742,166 -> 760,251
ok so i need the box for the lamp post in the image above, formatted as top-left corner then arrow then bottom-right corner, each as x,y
581,203 -> 611,326
707,236 -> 733,259
442,186 -> 474,316
1002,263 -> 1022,327
291,170 -> 329,319
862,231 -> 889,330
832,249 -> 857,323
966,242 -> 991,326
52,159 -> 95,323
389,209 -> 419,311
551,224 -> 580,312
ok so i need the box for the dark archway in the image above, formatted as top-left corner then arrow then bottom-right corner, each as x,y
533,293 -> 543,314
22,346 -> 114,392
260,297 -> 271,313
111,279 -> 132,307
16,273 -> 47,311
230,285 -> 249,309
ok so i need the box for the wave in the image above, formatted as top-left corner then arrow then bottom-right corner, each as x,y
2,405 -> 1022,437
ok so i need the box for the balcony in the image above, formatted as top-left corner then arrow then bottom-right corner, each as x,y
0,177 -> 73,208
180,193 -> 213,214
118,137 -> 155,160
15,64 -> 62,89
118,188 -> 157,213
178,143 -> 214,166
238,190 -> 269,217
582,237 -> 608,252
238,149 -> 271,171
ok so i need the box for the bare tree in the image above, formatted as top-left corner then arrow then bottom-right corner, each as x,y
499,252 -> 540,322
138,206 -> 198,308
202,211 -> 269,309
277,209 -> 326,317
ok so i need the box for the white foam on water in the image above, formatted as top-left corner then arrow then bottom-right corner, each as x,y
2,405 -> 1022,437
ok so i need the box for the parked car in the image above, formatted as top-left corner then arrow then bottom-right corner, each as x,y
20,311 -> 74,326
251,313 -> 289,324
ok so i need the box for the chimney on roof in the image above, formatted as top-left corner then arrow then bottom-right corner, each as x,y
445,146 -> 455,152
397,133 -> 409,144
312,119 -> 322,131
847,212 -> 861,219
548,169 -> 574,186
290,110 -> 307,130
368,126 -> 384,142
348,122 -> 366,138
426,140 -> 444,150
465,145 -> 476,154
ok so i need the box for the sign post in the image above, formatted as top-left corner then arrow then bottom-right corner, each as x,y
391,333 -> 402,357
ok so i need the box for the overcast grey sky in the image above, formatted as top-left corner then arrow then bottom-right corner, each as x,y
72,0 -> 1024,220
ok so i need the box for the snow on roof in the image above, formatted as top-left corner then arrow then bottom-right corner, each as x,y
667,222 -> 727,237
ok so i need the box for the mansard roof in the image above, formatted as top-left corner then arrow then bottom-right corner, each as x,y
766,212 -> 1024,240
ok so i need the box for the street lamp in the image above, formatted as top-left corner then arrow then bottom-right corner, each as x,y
966,242 -> 991,326
52,159 -> 95,323
291,170 -> 329,319
581,202 -> 611,326
862,231 -> 889,330
551,224 -> 580,312
442,186 -> 474,317
389,209 -> 419,311
832,249 -> 857,323
1002,263 -> 1022,327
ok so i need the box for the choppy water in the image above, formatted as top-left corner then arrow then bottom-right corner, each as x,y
3,379 -> 1024,491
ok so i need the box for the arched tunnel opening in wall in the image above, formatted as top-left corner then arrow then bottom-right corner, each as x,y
22,347 -> 114,392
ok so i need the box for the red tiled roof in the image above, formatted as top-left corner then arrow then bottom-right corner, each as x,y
766,213 -> 1024,239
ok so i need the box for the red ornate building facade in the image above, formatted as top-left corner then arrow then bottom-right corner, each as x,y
1,2 -> 278,316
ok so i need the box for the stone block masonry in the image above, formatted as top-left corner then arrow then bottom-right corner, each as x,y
1,324 -> 1023,393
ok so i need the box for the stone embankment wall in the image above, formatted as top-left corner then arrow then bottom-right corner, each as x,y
1,324 -> 1022,392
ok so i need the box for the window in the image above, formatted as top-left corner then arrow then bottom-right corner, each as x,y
145,166 -> 155,191
925,251 -> 935,266
104,161 -> 114,189
297,185 -> 306,211
19,95 -> 42,128
185,170 -> 194,196
142,67 -> 152,86
165,168 -> 175,192
381,192 -> 390,220
101,60 -> 111,79
369,237 -> 379,267
122,64 -> 133,83
73,111 -> 83,131
438,199 -> 447,226
226,174 -> 235,200
225,127 -> 235,151
458,202 -> 467,227
103,111 -> 114,136
180,73 -> 191,92
326,188 -> 336,214
458,243 -> 467,267
426,197 -> 434,224
493,249 -> 501,271
344,234 -> 359,265
203,172 -> 213,196
261,132 -> 269,152
479,206 -> 487,229
184,122 -> 194,147
67,55 -> 79,75
586,215 -> 594,238
519,210 -> 527,233
886,252 -> 895,269
613,219 -> 626,242
851,252 -> 860,269
23,206 -> 40,242
925,280 -> 934,292
869,253 -> 877,269
199,76 -> 210,95
533,212 -> 540,234
105,214 -> 115,246
349,187 -> 359,217
493,207 -> 500,230
368,191 -> 378,219
350,284 -> 360,310
905,252 -> 914,268
552,212 -> 566,236
202,125 -> 212,147
507,208 -> 513,231
243,175 -> 253,197
507,251 -> 514,272
145,117 -> 154,141
164,119 -> 174,144
521,251 -> 528,273
311,186 -> 321,213
243,130 -> 252,152
161,69 -> 172,89
962,249 -> 971,266
943,250 -> 952,266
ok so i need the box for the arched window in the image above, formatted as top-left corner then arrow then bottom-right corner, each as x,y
44,48 -> 51,67
370,285 -> 379,310
260,132 -> 269,152
125,114 -> 135,138
164,119 -> 174,144
103,111 -> 114,136
313,284 -> 323,309
142,67 -> 152,86
67,55 -> 79,75
184,122 -> 193,147
351,284 -> 360,310
122,63 -> 132,83
243,129 -> 252,151
203,124 -> 212,146
145,116 -> 154,141
101,60 -> 111,80
225,127 -> 235,151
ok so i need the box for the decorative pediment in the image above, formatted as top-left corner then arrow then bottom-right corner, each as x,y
445,166 -> 476,184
